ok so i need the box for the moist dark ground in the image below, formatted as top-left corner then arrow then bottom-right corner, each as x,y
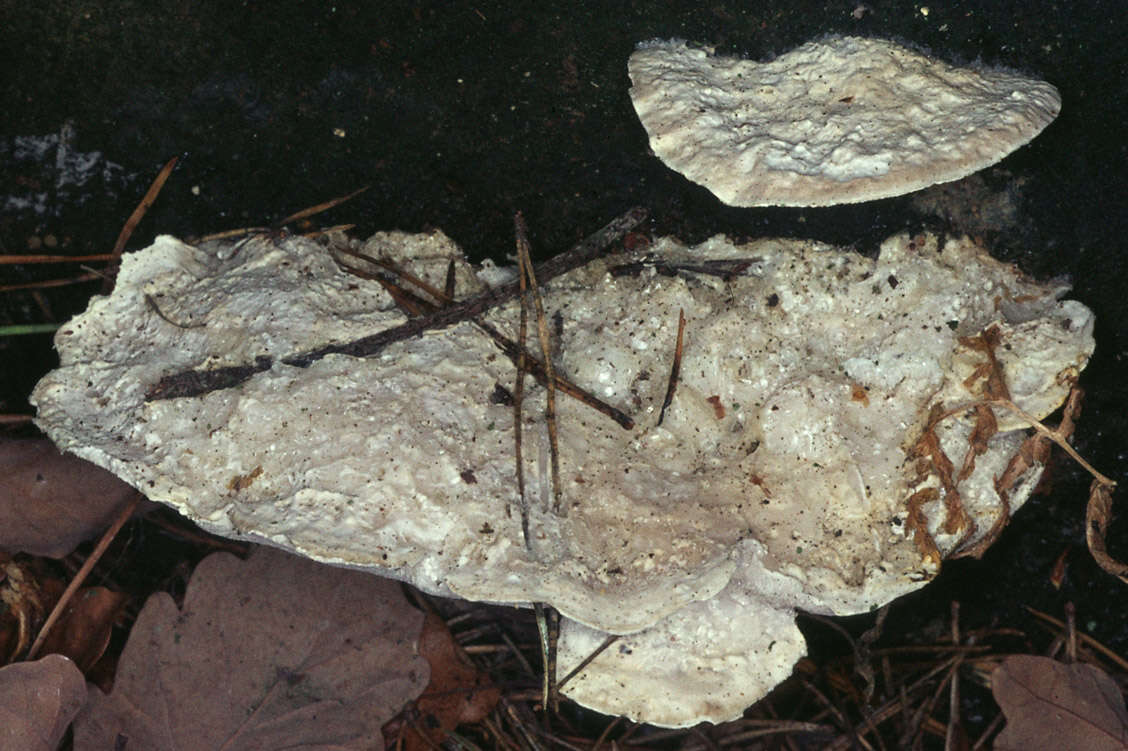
2,0 -> 1127,724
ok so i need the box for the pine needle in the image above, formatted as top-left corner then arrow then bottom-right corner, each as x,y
515,213 -> 563,515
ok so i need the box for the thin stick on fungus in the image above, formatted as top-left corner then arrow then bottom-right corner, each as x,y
513,230 -> 531,548
657,309 -> 687,426
516,212 -> 563,516
146,206 -> 648,401
335,246 -> 451,305
909,378 -> 1122,581
443,257 -> 457,300
144,293 -> 206,329
556,633 -> 620,692
336,253 -> 635,434
483,322 -> 633,429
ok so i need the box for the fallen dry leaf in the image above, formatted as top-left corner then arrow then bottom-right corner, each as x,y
0,557 -> 62,662
38,586 -> 131,672
1087,480 -> 1128,585
0,654 -> 87,751
73,545 -> 429,750
0,439 -> 144,558
993,654 -> 1128,750
388,611 -> 500,750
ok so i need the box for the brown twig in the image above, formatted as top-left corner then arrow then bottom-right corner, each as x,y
533,603 -> 560,714
515,213 -> 563,515
556,633 -> 619,692
336,246 -> 451,305
335,257 -> 634,430
196,226 -> 272,242
609,257 -> 758,281
0,272 -> 101,293
657,309 -> 686,427
26,491 -> 143,659
443,258 -> 457,300
276,185 -> 369,226
514,231 -> 531,548
1024,606 -> 1128,672
103,155 -> 179,293
945,601 -> 966,751
0,253 -> 116,264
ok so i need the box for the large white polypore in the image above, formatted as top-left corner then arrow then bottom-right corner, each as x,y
32,229 -> 1092,726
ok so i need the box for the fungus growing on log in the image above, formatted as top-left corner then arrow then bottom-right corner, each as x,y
628,36 -> 1061,206
32,225 -> 1092,726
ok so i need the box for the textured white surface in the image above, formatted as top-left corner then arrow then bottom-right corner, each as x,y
629,37 -> 1061,206
32,229 -> 1092,726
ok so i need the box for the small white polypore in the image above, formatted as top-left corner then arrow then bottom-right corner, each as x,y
629,37 -> 1061,206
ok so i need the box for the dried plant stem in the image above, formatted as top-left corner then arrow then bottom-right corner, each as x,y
990,397 -> 1114,486
1024,606 -> 1128,672
335,258 -> 633,429
945,602 -> 965,751
657,309 -> 686,426
0,253 -> 116,264
515,213 -> 563,515
276,185 -> 369,226
514,233 -> 531,549
196,226 -> 272,242
930,392 -> 1111,487
0,271 -> 101,292
556,633 -> 619,691
103,155 -> 178,293
534,603 -> 560,714
26,491 -> 143,660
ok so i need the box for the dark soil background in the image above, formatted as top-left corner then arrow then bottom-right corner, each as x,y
2,0 -> 1126,710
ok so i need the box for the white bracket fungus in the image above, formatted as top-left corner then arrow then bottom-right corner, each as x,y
33,227 -> 1092,727
629,37 -> 1061,206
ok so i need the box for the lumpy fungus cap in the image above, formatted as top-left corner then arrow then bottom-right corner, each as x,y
628,36 -> 1061,207
32,228 -> 1093,726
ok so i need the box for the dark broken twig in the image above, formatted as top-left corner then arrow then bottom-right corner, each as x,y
334,246 -> 634,430
657,309 -> 686,427
609,257 -> 760,281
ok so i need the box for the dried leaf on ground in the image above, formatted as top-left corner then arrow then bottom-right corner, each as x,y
38,586 -> 130,672
388,611 -> 501,750
73,545 -> 429,750
0,654 -> 87,751
993,654 -> 1128,750
1087,480 -> 1128,584
1,557 -> 63,662
0,439 -> 145,558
